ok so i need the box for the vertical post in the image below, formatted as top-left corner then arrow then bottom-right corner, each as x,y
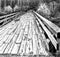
18,0 -> 19,6
10,0 -> 12,6
20,0 -> 22,7
4,0 -> 6,7
0,0 -> 1,12
17,0 -> 20,6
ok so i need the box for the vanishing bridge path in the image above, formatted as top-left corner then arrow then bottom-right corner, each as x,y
0,10 -> 59,57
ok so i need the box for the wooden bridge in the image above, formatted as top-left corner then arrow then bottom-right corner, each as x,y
0,10 -> 59,57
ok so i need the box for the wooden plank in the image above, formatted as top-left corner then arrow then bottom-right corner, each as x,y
5,22 -> 19,43
34,23 -> 46,55
0,15 -> 14,23
25,40 -> 30,55
24,24 -> 29,35
28,40 -> 33,54
16,23 -> 26,43
7,35 -> 17,54
42,21 -> 57,36
3,41 -> 13,54
11,44 -> 20,54
15,21 -> 23,35
23,24 -> 29,40
41,34 -> 50,51
0,13 -> 16,19
16,23 -> 27,54
35,19 -> 43,33
5,34 -> 14,43
0,27 -> 10,41
4,21 -> 21,54
8,24 -> 18,34
0,21 -> 16,44
0,25 -> 10,34
0,44 -> 8,54
0,28 -> 6,35
4,21 -> 23,54
32,34 -> 37,55
0,20 -> 15,29
32,25 -> 37,55
35,16 -> 57,49
28,21 -> 33,39
16,29 -> 24,43
0,35 -> 9,44
1,19 -> 20,54
5,21 -> 20,53
0,25 -> 15,36
36,19 -> 49,50
1,19 -> 12,27
35,21 -> 49,55
19,40 -> 26,55
0,21 -> 15,35
0,12 -> 19,24
22,23 -> 27,30
38,39 -> 48,55
33,11 -> 60,33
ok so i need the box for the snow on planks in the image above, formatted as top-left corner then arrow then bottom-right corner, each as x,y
0,12 -> 51,56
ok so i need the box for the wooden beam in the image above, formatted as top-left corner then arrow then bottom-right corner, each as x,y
0,12 -> 16,19
35,15 -> 57,49
33,11 -> 60,38
35,19 -> 49,51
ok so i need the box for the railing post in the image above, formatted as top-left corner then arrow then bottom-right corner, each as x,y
0,0 -> 1,12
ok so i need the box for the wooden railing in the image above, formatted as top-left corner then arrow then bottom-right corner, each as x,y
0,12 -> 20,27
32,11 -> 59,52
0,12 -> 17,19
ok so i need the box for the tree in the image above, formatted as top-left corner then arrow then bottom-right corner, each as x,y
29,0 -> 39,10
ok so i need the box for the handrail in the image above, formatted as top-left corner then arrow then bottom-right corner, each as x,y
35,15 -> 57,49
0,13 -> 20,27
33,11 -> 60,38
0,12 -> 17,19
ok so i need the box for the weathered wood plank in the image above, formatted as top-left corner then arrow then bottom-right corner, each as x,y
7,23 -> 22,54
19,40 -> 26,55
33,11 -> 60,33
16,23 -> 26,43
38,39 -> 48,56
28,21 -> 33,39
11,44 -> 20,54
4,21 -> 20,44
8,35 -> 17,53
0,13 -> 16,19
0,21 -> 15,35
4,41 -> 13,54
36,19 -> 49,51
35,15 -> 57,49
4,35 -> 17,54
0,16 -> 14,23
25,40 -> 30,55
43,21 -> 57,37
0,27 -> 10,41
28,40 -> 33,54
5,34 -> 14,43
32,27 -> 37,55
7,24 -> 18,34
0,44 -> 8,54
4,22 -> 21,53
16,29 -> 24,43
33,11 -> 60,38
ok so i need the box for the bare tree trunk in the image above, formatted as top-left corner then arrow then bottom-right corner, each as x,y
0,0 -> 1,12
18,0 -> 19,6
